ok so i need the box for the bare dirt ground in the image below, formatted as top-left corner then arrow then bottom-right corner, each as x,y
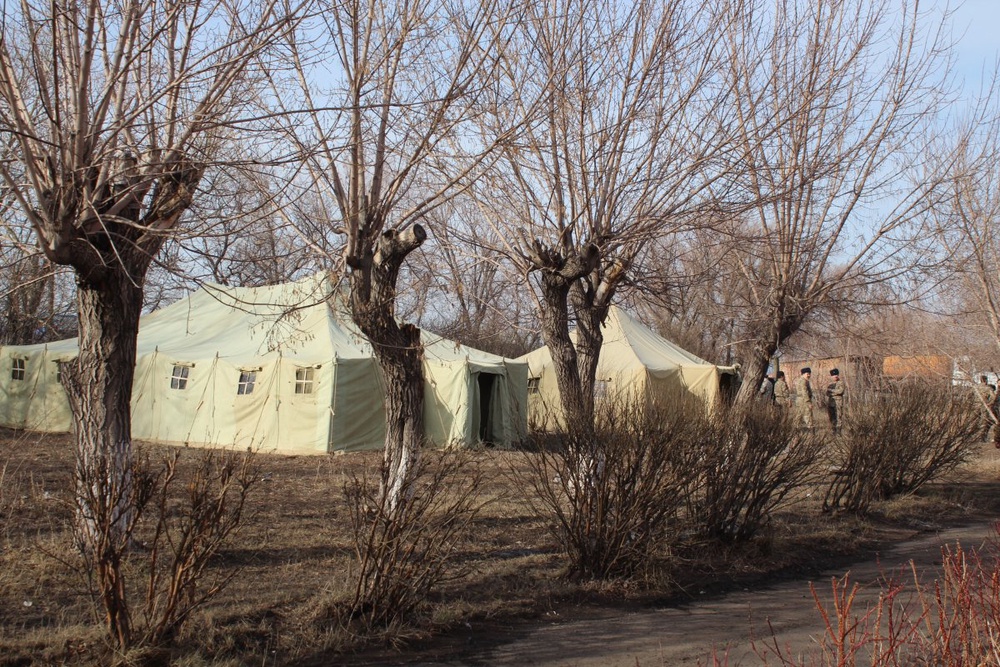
2,430 -> 999,666
347,461 -> 1000,667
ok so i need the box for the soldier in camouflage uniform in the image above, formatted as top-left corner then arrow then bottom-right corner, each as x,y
825,368 -> 845,435
774,371 -> 790,408
795,367 -> 813,429
975,375 -> 996,441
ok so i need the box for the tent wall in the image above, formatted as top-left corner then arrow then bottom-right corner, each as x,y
131,351 -> 336,454
329,357 -> 386,452
0,345 -> 73,432
423,360 -> 527,448
0,275 -> 528,454
656,365 -> 722,404
519,306 -> 727,431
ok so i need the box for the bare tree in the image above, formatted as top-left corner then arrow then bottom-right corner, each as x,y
280,0 -> 516,509
475,0 -> 730,429
0,136 -> 75,342
717,0 -> 955,401
164,169 -> 328,290
412,204 -> 541,358
0,0 -> 297,548
0,211 -> 75,343
637,225 -> 746,366
929,82 -> 1000,435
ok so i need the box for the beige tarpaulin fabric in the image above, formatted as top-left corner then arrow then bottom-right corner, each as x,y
517,306 -> 737,430
0,274 -> 527,454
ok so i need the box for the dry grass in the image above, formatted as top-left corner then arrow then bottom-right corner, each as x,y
1,429 -> 998,665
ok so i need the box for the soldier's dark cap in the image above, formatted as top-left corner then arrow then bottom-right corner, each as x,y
801,367 -> 811,374
830,368 -> 840,376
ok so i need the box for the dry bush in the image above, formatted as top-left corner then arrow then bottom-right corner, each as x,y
823,384 -> 982,514
755,526 -> 1000,665
685,403 -> 825,543
70,448 -> 258,660
523,393 -> 705,581
340,448 -> 485,638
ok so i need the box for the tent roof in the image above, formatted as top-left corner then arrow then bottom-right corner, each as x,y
11,273 -> 516,369
519,305 -> 725,376
602,307 -> 718,372
135,274 -> 364,363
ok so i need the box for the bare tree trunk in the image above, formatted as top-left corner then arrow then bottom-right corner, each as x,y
538,273 -> 592,431
59,268 -> 145,646
372,325 -> 423,507
736,340 -> 775,404
736,304 -> 805,404
529,241 -> 601,431
62,271 -> 143,546
349,225 -> 428,511
573,306 -> 607,418
571,275 -> 617,416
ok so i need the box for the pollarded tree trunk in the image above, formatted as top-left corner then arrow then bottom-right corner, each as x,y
59,267 -> 146,647
736,340 -> 775,404
371,323 -> 423,508
62,269 -> 144,534
48,159 -> 196,571
736,301 -> 810,404
571,272 -> 618,416
348,224 -> 428,511
539,272 -> 592,432
530,243 -> 601,433
571,301 -> 605,426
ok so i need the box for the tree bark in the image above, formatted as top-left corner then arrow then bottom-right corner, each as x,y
371,323 -> 423,509
539,272 -> 592,431
530,242 -> 601,432
570,272 -> 618,418
736,340 -> 775,404
735,307 -> 804,404
62,270 -> 143,541
349,224 -> 427,511
58,266 -> 145,647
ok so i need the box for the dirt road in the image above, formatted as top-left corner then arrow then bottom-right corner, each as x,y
385,520 -> 998,666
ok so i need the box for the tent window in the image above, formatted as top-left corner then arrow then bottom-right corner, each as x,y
10,358 -> 25,381
527,377 -> 540,395
237,371 -> 257,395
294,367 -> 315,394
170,365 -> 189,390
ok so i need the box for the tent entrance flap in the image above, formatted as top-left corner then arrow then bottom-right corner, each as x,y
474,372 -> 498,443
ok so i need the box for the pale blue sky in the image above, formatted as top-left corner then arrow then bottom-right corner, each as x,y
942,0 -> 1000,99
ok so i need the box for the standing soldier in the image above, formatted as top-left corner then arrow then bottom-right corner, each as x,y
796,367 -> 814,429
759,372 -> 776,402
826,368 -> 845,435
774,371 -> 790,408
975,375 -> 996,441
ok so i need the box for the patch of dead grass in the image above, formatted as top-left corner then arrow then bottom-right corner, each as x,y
0,429 -> 998,665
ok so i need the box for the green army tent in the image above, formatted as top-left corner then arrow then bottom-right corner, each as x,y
518,306 -> 737,429
0,274 -> 527,454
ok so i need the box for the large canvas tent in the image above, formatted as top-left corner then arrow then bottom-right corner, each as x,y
518,306 -> 737,429
0,274 -> 528,454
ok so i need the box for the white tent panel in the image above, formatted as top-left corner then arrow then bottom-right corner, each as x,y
518,306 -> 735,429
0,274 -> 527,454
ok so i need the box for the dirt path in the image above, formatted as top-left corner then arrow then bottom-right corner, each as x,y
380,520 -> 998,666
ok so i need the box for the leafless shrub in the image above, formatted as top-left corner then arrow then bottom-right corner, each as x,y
823,384 -> 981,514
341,449 -> 485,637
756,526 -> 1000,665
523,392 -> 705,581
72,448 -> 258,658
685,403 -> 824,542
